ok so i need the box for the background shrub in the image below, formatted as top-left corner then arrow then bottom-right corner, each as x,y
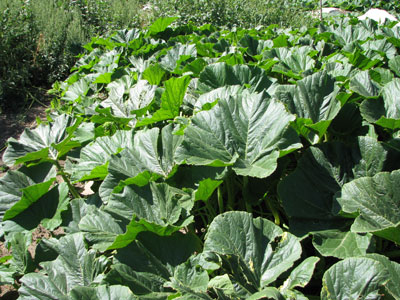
0,0 -> 146,114
0,0 -> 35,112
149,0 -> 313,28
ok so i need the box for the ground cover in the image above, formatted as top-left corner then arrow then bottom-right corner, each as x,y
1,12 -> 400,300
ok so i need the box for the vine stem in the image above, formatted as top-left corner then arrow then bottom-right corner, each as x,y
242,176 -> 252,213
320,0 -> 323,21
225,175 -> 235,210
264,193 -> 280,225
54,160 -> 81,199
217,186 -> 224,214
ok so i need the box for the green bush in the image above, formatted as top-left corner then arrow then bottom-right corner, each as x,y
149,0 -> 313,28
28,0 -> 87,84
0,0 -> 35,112
0,0 -> 145,114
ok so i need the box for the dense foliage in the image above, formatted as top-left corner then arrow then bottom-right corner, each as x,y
1,15 -> 400,299
0,0 -> 147,113
150,0 -> 313,28
0,0 -> 313,114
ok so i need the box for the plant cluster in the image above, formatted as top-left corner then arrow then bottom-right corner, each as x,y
1,16 -> 400,299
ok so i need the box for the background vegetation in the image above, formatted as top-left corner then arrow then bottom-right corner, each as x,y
0,0 -> 313,114
0,0 -> 147,113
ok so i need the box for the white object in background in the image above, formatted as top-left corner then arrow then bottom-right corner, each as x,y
322,7 -> 344,14
358,8 -> 399,26
311,7 -> 348,18
143,3 -> 153,11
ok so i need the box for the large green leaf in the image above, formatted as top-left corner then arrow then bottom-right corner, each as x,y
62,198 -> 102,234
321,257 -> 389,300
136,76 -> 191,127
198,62 -> 277,94
194,85 -> 244,112
280,256 -> 319,292
159,43 -> 197,73
78,209 -> 125,251
0,171 -> 35,221
267,46 -> 316,77
279,137 -> 389,235
101,79 -> 157,121
69,285 -> 136,300
360,78 -> 400,130
105,182 -> 193,249
91,49 -> 121,74
142,64 -> 167,85
100,125 -> 182,201
275,71 -> 341,142
6,182 -> 70,232
203,211 -> 301,294
7,231 -> 35,274
18,233 -> 108,300
361,39 -> 397,60
388,55 -> 400,77
62,76 -> 92,102
147,17 -> 178,35
247,288 -> 286,300
239,34 -> 271,56
0,170 -> 55,222
167,165 -> 226,202
312,230 -> 374,259
349,70 -> 380,98
336,170 -> 400,243
366,254 -> 400,299
344,48 -> 382,70
329,22 -> 371,46
0,261 -> 17,286
3,114 -> 80,166
66,129 -> 133,181
176,90 -> 301,178
165,256 -> 210,298
3,178 -> 55,221
110,28 -> 141,45
104,231 -> 201,298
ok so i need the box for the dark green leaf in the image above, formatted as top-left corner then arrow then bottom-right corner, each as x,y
312,230 -> 374,259
336,170 -> 400,243
279,137 -> 388,235
176,90 -> 300,178
204,211 -> 301,293
321,257 -> 389,300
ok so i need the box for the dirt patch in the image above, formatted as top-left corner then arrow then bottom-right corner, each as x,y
0,287 -> 18,300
